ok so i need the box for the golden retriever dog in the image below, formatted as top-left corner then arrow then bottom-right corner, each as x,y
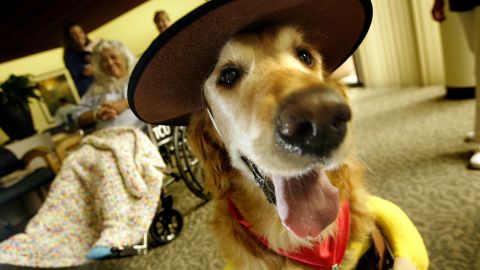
187,25 -> 375,270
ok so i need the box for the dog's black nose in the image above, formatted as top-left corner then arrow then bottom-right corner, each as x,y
276,85 -> 351,157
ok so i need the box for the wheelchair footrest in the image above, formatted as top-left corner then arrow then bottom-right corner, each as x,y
87,233 -> 148,260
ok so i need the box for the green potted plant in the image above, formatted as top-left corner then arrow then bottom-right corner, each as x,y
0,74 -> 41,141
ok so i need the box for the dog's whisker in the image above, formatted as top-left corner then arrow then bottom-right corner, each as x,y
287,178 -> 296,205
352,153 -> 381,182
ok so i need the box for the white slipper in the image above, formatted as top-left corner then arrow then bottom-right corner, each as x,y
465,131 -> 480,143
469,151 -> 480,170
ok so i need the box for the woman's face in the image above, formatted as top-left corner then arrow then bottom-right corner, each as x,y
155,14 -> 171,33
69,25 -> 87,49
100,47 -> 128,79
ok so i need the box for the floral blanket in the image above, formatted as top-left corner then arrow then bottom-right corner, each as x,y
0,127 -> 165,267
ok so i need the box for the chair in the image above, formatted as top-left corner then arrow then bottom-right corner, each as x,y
0,146 -> 56,241
52,133 -> 83,166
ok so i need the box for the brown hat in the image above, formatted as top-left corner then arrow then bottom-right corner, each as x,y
128,0 -> 373,125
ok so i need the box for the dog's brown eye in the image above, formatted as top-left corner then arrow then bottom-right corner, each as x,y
297,48 -> 314,67
218,66 -> 241,88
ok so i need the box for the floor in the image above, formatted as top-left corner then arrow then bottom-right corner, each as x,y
3,86 -> 480,270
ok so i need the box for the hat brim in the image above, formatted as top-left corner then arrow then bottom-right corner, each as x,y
128,0 -> 372,125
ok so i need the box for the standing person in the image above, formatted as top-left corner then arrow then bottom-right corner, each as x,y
432,0 -> 480,169
62,22 -> 99,97
153,10 -> 171,33
53,97 -> 77,128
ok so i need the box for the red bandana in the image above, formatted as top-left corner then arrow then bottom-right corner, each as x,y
227,200 -> 350,269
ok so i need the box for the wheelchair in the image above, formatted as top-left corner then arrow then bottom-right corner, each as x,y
59,124 -> 209,260
85,125 -> 208,260
145,124 -> 208,247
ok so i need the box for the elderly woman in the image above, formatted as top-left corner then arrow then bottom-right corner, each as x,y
76,40 -> 141,130
0,40 -> 165,268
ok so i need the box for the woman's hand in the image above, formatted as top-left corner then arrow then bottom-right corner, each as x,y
79,99 -> 129,126
431,0 -> 446,22
78,107 -> 115,126
83,64 -> 95,77
101,99 -> 129,115
96,106 -> 118,121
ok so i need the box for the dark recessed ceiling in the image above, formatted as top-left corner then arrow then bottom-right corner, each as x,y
0,0 -> 147,63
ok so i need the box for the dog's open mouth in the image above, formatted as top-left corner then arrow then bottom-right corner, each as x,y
241,156 -> 339,238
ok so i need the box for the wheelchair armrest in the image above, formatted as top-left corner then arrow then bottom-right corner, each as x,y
20,146 -> 60,173
54,133 -> 82,162
20,146 -> 49,165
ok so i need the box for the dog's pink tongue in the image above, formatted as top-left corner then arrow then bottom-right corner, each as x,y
273,170 -> 339,238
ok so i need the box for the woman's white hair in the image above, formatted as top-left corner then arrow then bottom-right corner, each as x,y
89,40 -> 137,95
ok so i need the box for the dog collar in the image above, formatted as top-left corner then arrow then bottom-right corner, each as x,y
240,156 -> 276,204
207,108 -> 276,204
227,199 -> 350,270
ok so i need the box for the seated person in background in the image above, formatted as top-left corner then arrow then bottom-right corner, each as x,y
53,97 -> 77,128
62,22 -> 99,97
153,10 -> 171,33
0,40 -> 165,268
75,39 -> 142,131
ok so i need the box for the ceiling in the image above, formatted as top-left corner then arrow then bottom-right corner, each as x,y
0,0 -> 147,63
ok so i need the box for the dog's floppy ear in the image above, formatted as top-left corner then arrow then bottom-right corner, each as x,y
187,111 -> 232,198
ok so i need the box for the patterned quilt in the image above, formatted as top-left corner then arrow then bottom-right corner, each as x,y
0,127 -> 165,267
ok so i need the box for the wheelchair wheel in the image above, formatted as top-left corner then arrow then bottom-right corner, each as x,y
149,208 -> 183,246
173,126 -> 210,200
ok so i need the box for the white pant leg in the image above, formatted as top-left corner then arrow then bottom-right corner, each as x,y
474,7 -> 480,142
458,7 -> 480,141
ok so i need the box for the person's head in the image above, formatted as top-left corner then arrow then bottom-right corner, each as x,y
91,40 -> 137,80
58,97 -> 69,105
63,22 -> 90,51
153,10 -> 171,33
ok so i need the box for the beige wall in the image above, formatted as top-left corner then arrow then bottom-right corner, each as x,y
356,0 -> 445,87
0,0 -> 204,144
356,0 -> 475,88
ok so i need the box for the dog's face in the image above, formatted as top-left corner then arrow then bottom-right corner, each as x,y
202,26 -> 352,238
